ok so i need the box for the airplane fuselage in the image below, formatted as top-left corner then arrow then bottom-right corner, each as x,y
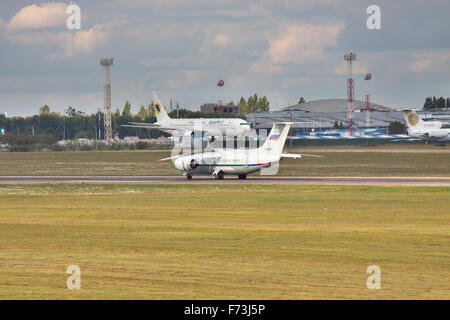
173,149 -> 277,176
408,124 -> 450,141
157,118 -> 251,137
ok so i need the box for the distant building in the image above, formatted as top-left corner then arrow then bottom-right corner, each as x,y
245,99 -> 404,135
200,103 -> 239,114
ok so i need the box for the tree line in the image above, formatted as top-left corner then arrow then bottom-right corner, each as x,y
1,93 -> 272,143
0,101 -> 246,147
237,94 -> 270,113
423,97 -> 450,110
1,105 -> 159,141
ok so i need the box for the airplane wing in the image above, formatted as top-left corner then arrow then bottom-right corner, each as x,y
292,121 -> 320,125
128,122 -> 160,128
121,122 -> 160,129
281,153 -> 302,159
122,122 -> 180,131
392,138 -> 421,142
158,153 -> 222,163
281,153 -> 324,159
300,153 -> 325,158
157,154 -> 185,162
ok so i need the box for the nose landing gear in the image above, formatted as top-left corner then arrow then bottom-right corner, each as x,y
214,171 -> 224,180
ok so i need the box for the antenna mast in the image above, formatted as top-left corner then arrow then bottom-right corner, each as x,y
100,58 -> 114,141
344,53 -> 357,135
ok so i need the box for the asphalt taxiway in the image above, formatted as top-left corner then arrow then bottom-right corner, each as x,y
1,176 -> 449,186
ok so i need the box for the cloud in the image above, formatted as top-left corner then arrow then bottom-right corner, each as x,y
1,1 -> 449,115
63,25 -> 110,57
2,3 -> 115,58
7,2 -> 68,31
266,24 -> 345,64
163,70 -> 207,89
408,51 -> 450,74
212,33 -> 232,47
7,24 -> 110,58
250,23 -> 345,74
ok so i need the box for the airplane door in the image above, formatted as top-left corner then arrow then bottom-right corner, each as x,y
204,156 -> 217,174
243,151 -> 249,173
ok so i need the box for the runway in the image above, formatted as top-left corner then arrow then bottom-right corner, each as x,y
1,176 -> 450,186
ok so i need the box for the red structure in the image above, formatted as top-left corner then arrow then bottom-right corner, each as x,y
364,73 -> 372,126
364,73 -> 372,111
217,80 -> 224,114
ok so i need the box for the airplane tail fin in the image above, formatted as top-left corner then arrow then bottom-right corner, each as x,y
259,123 -> 292,157
152,92 -> 171,122
401,110 -> 424,131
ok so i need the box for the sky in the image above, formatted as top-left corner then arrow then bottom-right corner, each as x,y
0,0 -> 450,116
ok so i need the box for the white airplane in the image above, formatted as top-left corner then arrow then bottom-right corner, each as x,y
159,122 -> 321,180
124,93 -> 253,142
402,110 -> 450,142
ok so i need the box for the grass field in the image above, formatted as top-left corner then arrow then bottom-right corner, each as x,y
0,184 -> 448,299
0,147 -> 449,176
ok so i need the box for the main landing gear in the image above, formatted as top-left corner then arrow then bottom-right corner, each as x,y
238,174 -> 247,180
186,173 -> 192,180
215,171 -> 224,180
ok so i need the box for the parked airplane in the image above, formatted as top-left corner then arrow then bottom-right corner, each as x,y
402,110 -> 450,142
290,127 -> 409,140
159,122 -> 321,180
124,93 -> 253,142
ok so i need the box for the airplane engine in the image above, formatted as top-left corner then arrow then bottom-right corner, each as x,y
190,159 -> 199,169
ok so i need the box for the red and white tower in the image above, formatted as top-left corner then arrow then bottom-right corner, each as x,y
344,53 -> 357,135
217,80 -> 224,114
364,73 -> 372,127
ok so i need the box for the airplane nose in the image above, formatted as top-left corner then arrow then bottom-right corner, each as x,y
174,158 -> 183,170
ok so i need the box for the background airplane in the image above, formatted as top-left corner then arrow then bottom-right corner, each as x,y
402,110 -> 450,142
124,93 -> 253,143
288,127 -> 410,140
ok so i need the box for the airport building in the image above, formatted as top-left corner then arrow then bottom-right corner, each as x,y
200,103 -> 240,114
245,99 -> 404,136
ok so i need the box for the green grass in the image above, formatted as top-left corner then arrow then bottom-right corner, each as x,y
0,184 -> 448,299
0,149 -> 449,176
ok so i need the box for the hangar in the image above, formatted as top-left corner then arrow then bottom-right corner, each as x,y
245,99 -> 404,135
